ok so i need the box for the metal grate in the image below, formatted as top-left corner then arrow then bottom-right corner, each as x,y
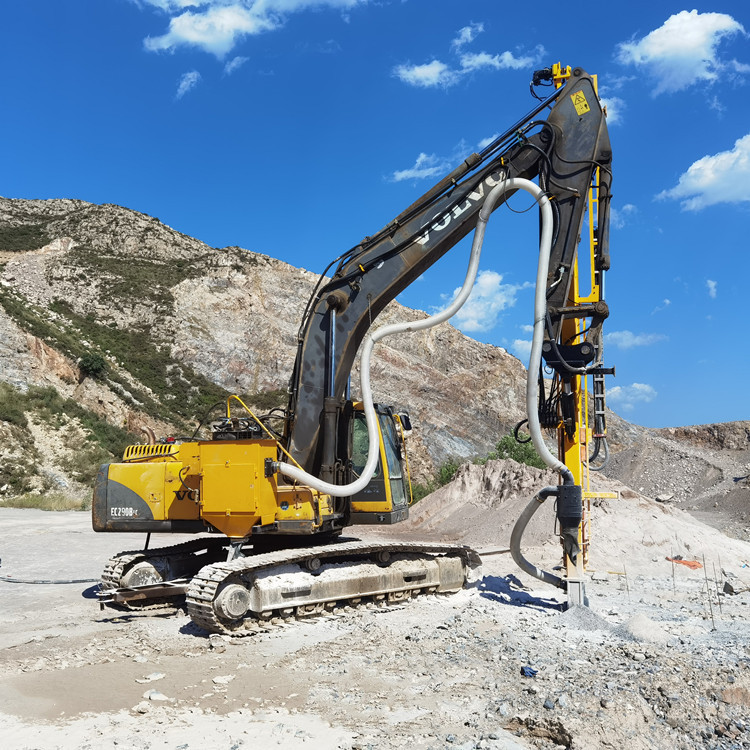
123,444 -> 179,461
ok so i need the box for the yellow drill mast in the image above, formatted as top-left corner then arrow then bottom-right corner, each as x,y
551,63 -> 616,600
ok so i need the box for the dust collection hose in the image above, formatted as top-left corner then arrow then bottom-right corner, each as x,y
510,175 -> 583,590
273,176 -> 554,496
509,487 -> 566,589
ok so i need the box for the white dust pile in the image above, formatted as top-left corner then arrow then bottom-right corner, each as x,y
380,458 -> 750,575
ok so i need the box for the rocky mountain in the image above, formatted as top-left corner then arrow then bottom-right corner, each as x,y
601,419 -> 750,541
0,197 -> 528,498
1,196 -> 748,536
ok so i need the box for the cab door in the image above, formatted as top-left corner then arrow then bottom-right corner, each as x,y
348,407 -> 409,525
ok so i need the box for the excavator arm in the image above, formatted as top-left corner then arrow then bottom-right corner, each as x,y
286,66 -> 612,486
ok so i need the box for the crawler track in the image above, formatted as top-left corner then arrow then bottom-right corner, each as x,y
186,541 -> 482,635
100,537 -> 229,609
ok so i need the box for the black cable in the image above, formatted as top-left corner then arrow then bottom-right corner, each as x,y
190,401 -> 228,440
513,420 -> 532,443
553,153 -> 613,179
504,198 -> 537,214
177,465 -> 194,495
565,325 -> 591,345
589,438 -> 601,462
588,437 -> 610,471
257,417 -> 285,441
500,131 -> 562,250
297,111 -> 562,340
0,560 -> 98,585
544,312 -> 590,375
530,79 -> 553,102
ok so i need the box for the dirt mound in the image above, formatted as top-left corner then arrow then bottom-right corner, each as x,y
584,475 -> 750,573
388,459 -> 558,550
372,458 -> 750,576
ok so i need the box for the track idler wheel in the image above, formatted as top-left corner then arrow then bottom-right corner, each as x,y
120,562 -> 163,588
213,583 -> 252,622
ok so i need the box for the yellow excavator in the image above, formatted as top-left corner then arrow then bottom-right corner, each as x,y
93,64 -> 613,632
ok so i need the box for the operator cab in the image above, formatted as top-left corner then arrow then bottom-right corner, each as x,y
348,403 -> 412,525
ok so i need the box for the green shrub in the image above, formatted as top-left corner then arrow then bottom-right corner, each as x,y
0,383 -> 28,427
0,492 -> 89,511
60,444 -> 110,485
410,432 -> 546,503
0,224 -> 50,252
409,478 -> 437,504
494,433 -> 546,469
409,457 -> 460,505
248,389 -> 288,412
4,383 -> 135,460
79,353 -> 107,379
0,458 -> 38,495
437,459 -> 460,486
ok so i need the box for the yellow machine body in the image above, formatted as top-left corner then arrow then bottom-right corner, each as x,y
93,403 -> 409,539
94,439 -> 339,538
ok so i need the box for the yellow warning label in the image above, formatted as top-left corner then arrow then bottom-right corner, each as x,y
571,91 -> 590,115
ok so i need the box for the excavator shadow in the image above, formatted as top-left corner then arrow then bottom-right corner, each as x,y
479,574 -> 563,612
179,620 -> 212,638
95,599 -> 187,625
81,585 -> 100,600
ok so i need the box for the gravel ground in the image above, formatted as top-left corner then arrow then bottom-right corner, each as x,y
1,502 -> 749,750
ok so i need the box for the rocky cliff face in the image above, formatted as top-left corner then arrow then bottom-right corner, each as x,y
0,197 -> 528,496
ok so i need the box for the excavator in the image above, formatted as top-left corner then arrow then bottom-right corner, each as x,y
93,64 -> 613,632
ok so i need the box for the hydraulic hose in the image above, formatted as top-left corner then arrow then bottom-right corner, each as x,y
509,488 -> 566,590
509,175 -> 588,590
589,436 -> 610,471
525,199 -> 574,485
273,176 -> 553,496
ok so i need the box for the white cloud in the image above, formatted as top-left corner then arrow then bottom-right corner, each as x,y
610,203 -> 636,229
657,133 -> 750,210
139,1 -> 202,10
460,48 -> 542,72
175,69 -> 201,98
395,25 -> 543,89
391,152 -> 451,182
224,55 -> 249,74
707,279 -> 717,298
604,330 -> 667,350
616,10 -> 747,95
439,270 -> 530,333
651,298 -> 671,315
599,95 -> 624,125
477,133 -> 499,150
146,5 -> 274,57
390,139 -> 474,182
511,339 -> 532,362
607,383 -> 657,411
314,39 -> 342,54
451,22 -> 483,51
141,0 -> 366,58
393,60 -> 460,88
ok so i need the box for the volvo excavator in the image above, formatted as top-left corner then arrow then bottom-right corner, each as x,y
93,64 -> 614,633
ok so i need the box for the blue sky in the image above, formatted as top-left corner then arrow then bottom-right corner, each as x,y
2,1 -> 749,429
